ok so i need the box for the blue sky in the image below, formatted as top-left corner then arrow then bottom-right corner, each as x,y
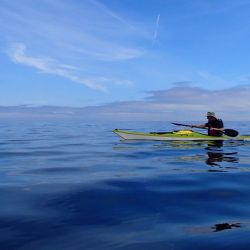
1,0 -> 250,120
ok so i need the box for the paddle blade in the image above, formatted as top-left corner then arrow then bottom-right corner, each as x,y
224,129 -> 239,137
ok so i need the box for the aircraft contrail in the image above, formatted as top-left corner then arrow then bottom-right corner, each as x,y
153,14 -> 160,45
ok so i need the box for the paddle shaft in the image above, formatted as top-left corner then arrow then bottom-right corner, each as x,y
171,123 -> 238,137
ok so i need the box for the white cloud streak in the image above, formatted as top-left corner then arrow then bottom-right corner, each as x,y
88,0 -> 136,30
7,43 -> 136,91
198,71 -> 229,87
7,43 -> 107,91
0,1 -> 143,62
1,0 -> 145,92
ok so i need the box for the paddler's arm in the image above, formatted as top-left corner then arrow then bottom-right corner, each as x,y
190,124 -> 207,129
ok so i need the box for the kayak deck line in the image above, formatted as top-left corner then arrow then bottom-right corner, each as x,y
113,129 -> 250,141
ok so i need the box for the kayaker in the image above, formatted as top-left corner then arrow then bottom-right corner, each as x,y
190,112 -> 224,137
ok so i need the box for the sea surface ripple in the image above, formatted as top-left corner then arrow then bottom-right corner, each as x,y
1,120 -> 250,250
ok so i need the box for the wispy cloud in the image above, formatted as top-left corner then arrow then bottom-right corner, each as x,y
7,43 -> 136,91
92,85 -> 250,121
146,85 -> 250,109
198,71 -> 229,87
7,43 -> 107,91
88,0 -> 135,30
1,0 -> 146,91
84,47 -> 143,61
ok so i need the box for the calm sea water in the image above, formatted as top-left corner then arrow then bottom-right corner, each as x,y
1,119 -> 250,250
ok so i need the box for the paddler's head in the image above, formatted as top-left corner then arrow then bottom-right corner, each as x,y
206,111 -> 216,121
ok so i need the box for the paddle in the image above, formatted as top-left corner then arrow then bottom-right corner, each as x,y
171,122 -> 239,137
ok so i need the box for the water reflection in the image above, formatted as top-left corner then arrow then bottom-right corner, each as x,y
205,141 -> 238,167
113,139 -> 241,170
206,151 -> 238,166
212,222 -> 241,232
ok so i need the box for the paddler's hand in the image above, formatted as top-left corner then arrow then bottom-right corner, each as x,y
210,127 -> 224,131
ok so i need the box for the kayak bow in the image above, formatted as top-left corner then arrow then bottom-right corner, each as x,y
113,129 -> 250,141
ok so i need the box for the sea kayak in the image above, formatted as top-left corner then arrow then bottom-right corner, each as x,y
113,129 -> 250,141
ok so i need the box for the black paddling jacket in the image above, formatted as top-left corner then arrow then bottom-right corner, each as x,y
205,119 -> 224,137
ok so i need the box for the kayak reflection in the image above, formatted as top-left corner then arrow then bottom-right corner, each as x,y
205,141 -> 238,166
113,139 -> 240,169
206,151 -> 238,166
